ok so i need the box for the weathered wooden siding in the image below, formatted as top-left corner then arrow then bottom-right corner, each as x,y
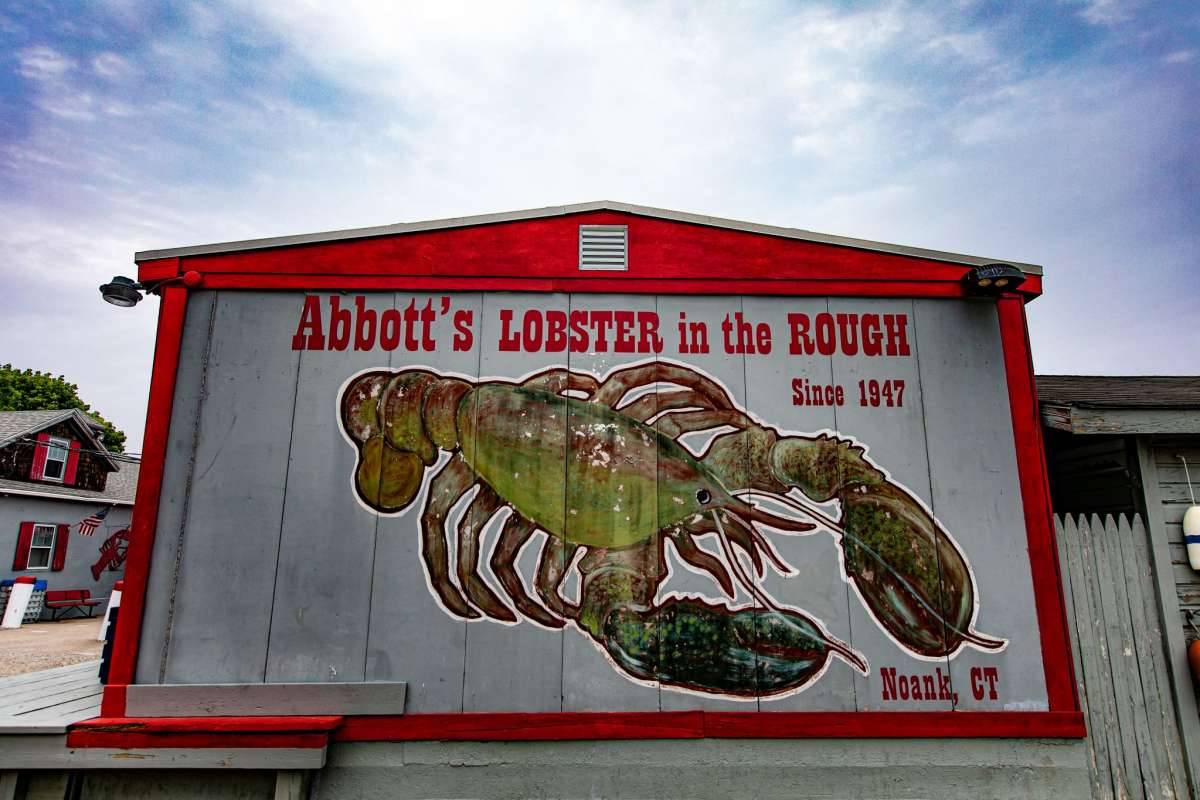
1146,438 -> 1200,641
133,290 -> 1049,716
1055,513 -> 1193,799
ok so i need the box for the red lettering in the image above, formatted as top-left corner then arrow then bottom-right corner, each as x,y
881,667 -> 897,701
402,300 -> 420,351
419,300 -> 436,352
970,667 -> 985,701
983,666 -> 999,700
354,296 -> 376,351
452,309 -> 473,351
328,296 -> 351,351
591,311 -> 612,353
788,313 -> 813,355
638,312 -> 663,354
380,308 -> 401,351
614,311 -> 636,353
814,313 -> 836,355
522,309 -> 543,351
884,313 -> 911,356
569,310 -> 589,353
836,313 -> 858,356
545,310 -> 568,352
292,296 -> 324,350
498,309 -> 520,351
862,315 -> 883,356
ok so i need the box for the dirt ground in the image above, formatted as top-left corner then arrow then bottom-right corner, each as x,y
0,617 -> 104,677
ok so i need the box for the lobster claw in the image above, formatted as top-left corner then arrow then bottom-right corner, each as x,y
355,435 -> 425,513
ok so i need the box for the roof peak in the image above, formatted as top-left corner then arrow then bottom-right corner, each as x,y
135,200 -> 1042,275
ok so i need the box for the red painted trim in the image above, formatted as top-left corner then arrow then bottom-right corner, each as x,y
173,212 -> 1042,301
67,731 -> 329,749
334,710 -> 1085,741
337,712 -> 706,742
137,257 -> 180,284
197,273 -> 976,298
108,286 -> 189,686
996,296 -> 1080,714
100,684 -> 126,717
73,716 -> 344,733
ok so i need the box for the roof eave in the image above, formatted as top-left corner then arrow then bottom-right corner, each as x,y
134,200 -> 1044,276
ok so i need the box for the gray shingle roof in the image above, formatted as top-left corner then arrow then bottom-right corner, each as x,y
0,459 -> 138,505
1036,375 -> 1200,410
0,409 -> 119,470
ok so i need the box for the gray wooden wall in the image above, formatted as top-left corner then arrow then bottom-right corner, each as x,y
132,290 -> 1050,716
1055,513 -> 1194,799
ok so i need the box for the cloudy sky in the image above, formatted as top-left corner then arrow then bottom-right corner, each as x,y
1,1 -> 1196,451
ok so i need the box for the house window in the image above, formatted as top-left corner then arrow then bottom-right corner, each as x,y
26,524 -> 56,569
41,437 -> 70,482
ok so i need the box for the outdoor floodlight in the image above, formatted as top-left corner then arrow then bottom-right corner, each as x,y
100,271 -> 203,307
99,276 -> 144,307
962,263 -> 1026,297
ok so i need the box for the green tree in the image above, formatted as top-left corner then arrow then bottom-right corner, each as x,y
0,364 -> 127,452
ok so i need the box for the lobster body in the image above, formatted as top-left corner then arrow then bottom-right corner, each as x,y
461,384 -> 722,549
339,362 -> 1003,698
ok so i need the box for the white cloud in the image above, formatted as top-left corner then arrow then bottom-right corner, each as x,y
17,45 -> 74,80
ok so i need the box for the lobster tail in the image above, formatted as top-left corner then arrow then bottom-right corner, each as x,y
340,369 -> 472,514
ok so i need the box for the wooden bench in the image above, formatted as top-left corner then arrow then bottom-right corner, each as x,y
44,589 -> 102,621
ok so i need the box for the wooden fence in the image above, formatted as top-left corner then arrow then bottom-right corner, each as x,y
1055,513 -> 1192,799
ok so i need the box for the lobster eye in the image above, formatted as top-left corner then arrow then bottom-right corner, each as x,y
695,488 -> 712,505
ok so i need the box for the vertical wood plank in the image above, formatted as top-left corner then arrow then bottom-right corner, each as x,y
655,295 -> 756,711
1094,514 -> 1155,797
742,296 -> 856,712
363,292 -> 479,711
1055,515 -> 1105,800
161,292 -> 303,683
1116,514 -> 1186,798
831,298 -> 952,711
561,293 -> 661,711
1077,514 -> 1125,798
265,293 -> 394,683
1138,437 -> 1200,795
461,293 -> 568,712
134,290 -> 216,684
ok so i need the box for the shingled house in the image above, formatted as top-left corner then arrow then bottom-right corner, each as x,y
0,410 -> 137,614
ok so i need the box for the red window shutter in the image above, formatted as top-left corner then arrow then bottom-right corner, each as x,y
30,433 -> 50,480
12,522 -> 34,570
63,440 -> 81,485
51,524 -> 69,571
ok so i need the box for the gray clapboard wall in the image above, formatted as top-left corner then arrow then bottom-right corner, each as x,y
1144,438 -> 1200,642
1054,513 -> 1193,799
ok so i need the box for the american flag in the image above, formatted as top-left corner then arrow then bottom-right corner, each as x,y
77,506 -> 110,536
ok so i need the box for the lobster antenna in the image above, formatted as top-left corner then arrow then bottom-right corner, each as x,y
710,510 -> 868,675
735,491 -> 1006,652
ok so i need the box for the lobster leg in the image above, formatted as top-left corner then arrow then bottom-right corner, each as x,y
456,486 -> 518,623
535,536 -> 581,620
490,515 -> 566,629
522,368 -> 600,398
617,388 -> 718,423
420,454 -> 481,619
655,409 -> 754,440
594,362 -> 735,408
667,529 -> 735,598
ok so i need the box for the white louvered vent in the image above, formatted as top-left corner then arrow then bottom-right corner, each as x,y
578,225 -> 628,271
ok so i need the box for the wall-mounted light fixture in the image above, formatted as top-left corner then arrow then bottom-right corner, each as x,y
962,263 -> 1026,297
99,271 -> 202,307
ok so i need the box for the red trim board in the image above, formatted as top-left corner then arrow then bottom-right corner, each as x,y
107,286 -> 189,686
107,227 -> 1070,739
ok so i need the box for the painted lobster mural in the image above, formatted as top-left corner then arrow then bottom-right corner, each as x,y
339,361 -> 1005,698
